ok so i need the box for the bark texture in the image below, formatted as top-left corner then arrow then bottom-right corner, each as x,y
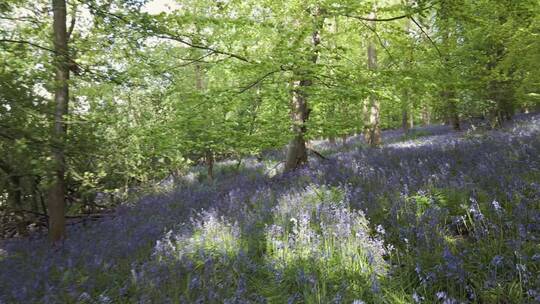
402,19 -> 412,134
402,105 -> 409,134
205,150 -> 214,182
284,7 -> 323,172
285,80 -> 310,171
48,0 -> 69,243
363,9 -> 381,147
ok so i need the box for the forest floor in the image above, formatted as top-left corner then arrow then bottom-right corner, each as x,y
1,114 -> 539,304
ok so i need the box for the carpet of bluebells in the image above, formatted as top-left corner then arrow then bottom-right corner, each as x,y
1,114 -> 540,304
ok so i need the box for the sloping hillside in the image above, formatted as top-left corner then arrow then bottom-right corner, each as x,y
1,115 -> 539,303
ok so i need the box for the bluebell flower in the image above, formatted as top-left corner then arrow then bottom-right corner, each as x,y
436,291 -> 447,300
491,255 -> 503,267
376,224 -> 386,235
413,291 -> 424,303
469,197 -> 484,221
491,200 -> 502,213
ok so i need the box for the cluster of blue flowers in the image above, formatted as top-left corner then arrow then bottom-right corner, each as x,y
1,114 -> 539,303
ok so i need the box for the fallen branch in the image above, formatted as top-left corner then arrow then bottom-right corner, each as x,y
264,161 -> 285,176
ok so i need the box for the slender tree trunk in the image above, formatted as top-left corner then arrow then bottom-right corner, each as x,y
327,17 -> 338,146
422,105 -> 431,125
440,4 -> 460,131
487,46 -> 514,127
445,92 -> 460,130
205,150 -> 214,182
0,161 -> 21,208
364,9 -> 381,147
9,175 -> 28,236
35,175 -> 48,216
284,7 -> 323,172
0,161 -> 27,236
401,91 -> 409,134
48,0 -> 69,244
402,19 -> 412,134
192,38 -> 214,181
28,179 -> 39,213
8,176 -> 22,207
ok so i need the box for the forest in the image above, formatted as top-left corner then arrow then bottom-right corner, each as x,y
0,0 -> 539,303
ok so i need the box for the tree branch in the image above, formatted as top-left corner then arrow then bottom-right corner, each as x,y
409,16 -> 443,59
155,34 -> 249,63
342,13 -> 409,22
0,15 -> 41,25
0,39 -> 123,82
0,39 -> 56,53
83,1 -> 251,64
238,67 -> 285,94
358,20 -> 398,68
67,2 -> 77,41
163,51 -> 216,72
339,4 -> 434,22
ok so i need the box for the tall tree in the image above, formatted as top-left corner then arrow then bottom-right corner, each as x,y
284,5 -> 324,171
363,8 -> 381,147
438,0 -> 460,131
48,0 -> 70,243
401,20 -> 413,134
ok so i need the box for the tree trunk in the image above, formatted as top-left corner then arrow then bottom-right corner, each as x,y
440,4 -> 460,131
327,17 -> 338,146
0,161 -> 28,236
401,105 -> 414,133
364,9 -> 381,147
402,19 -> 412,134
9,175 -> 28,236
487,46 -> 514,127
0,161 -> 22,209
364,95 -> 381,146
284,7 -> 323,172
402,109 -> 409,133
7,176 -> 22,208
206,150 -> 214,182
445,92 -> 460,130
285,80 -> 309,171
193,37 -> 214,181
48,0 -> 69,244
422,105 -> 431,125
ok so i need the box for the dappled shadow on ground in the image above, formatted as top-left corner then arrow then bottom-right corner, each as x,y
124,186 -> 388,303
